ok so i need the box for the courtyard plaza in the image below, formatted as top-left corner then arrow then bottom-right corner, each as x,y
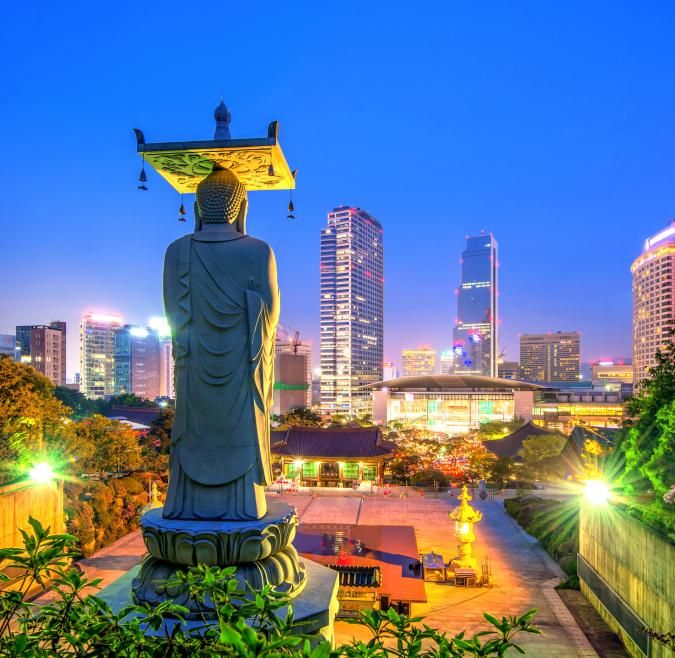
35,489 -> 603,657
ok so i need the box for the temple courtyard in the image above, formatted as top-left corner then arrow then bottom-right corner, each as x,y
48,490 -> 625,657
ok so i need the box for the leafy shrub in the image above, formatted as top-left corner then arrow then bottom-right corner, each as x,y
0,518 -> 543,657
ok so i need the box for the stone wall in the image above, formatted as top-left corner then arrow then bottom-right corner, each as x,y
579,506 -> 674,658
0,480 -> 64,550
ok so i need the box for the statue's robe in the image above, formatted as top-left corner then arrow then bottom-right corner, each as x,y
162,231 -> 279,521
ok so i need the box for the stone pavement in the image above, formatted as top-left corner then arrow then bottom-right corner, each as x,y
278,492 -> 597,657
32,493 -> 598,656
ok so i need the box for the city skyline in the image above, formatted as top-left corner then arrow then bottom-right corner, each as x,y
3,3 -> 675,380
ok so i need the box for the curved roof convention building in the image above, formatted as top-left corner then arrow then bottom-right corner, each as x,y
367,375 -> 541,435
366,375 -> 541,392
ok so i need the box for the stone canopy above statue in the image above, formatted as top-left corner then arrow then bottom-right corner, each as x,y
134,118 -> 296,193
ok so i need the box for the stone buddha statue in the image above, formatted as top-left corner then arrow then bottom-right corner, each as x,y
162,165 -> 279,521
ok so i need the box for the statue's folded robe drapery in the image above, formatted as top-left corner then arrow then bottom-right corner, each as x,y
162,234 -> 276,521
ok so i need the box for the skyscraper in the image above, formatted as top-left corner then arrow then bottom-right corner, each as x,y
320,206 -> 384,416
519,332 -> 580,383
15,322 -> 67,386
452,233 -> 498,377
632,222 -> 675,388
401,347 -> 436,376
80,312 -> 123,399
439,350 -> 454,375
149,317 -> 174,400
114,325 -> 161,400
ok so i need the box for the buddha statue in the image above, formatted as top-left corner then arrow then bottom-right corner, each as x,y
162,165 -> 279,521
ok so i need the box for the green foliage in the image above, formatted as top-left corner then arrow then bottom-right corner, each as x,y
281,407 -> 323,427
0,518 -> 542,656
477,418 -> 525,441
619,339 -> 675,496
53,388 -> 103,419
145,408 -> 174,455
64,415 -> 143,474
410,468 -> 449,488
505,496 -> 580,587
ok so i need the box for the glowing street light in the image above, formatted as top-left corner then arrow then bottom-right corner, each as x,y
584,479 -> 610,505
29,462 -> 54,484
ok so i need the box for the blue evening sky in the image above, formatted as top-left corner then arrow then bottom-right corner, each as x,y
2,1 -> 674,379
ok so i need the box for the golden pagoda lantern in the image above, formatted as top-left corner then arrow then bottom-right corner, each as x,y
449,485 -> 483,570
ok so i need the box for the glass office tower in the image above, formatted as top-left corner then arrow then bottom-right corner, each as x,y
452,233 -> 498,377
320,206 -> 384,416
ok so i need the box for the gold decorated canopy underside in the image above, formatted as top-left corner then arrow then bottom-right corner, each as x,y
140,142 -> 295,193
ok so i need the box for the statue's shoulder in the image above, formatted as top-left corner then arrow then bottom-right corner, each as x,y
242,235 -> 274,259
165,235 -> 191,259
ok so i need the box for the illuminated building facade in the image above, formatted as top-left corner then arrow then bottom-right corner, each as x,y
320,206 -> 384,416
532,389 -> 626,432
401,347 -> 436,377
632,222 -> 675,388
519,332 -> 580,383
148,317 -> 174,400
80,312 -> 123,399
15,322 -> 67,386
383,362 -> 399,380
369,375 -> 538,435
591,361 -> 633,388
114,325 -> 161,400
452,234 -> 498,377
439,351 -> 454,375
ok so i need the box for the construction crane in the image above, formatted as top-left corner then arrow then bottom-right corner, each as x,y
292,331 -> 300,355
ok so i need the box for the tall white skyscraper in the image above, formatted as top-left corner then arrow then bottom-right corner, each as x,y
80,312 -> 123,399
320,206 -> 384,416
632,222 -> 675,387
452,233 -> 498,377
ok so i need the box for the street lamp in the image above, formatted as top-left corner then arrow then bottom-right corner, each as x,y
583,479 -> 610,505
28,462 -> 54,484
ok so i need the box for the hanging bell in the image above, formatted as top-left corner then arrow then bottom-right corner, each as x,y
288,199 -> 295,213
178,199 -> 186,222
139,167 -> 147,183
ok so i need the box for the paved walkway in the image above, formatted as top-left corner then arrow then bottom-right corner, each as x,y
34,494 -> 597,656
278,493 -> 597,657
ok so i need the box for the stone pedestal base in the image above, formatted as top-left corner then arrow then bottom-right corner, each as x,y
98,559 -> 339,644
132,545 -> 307,619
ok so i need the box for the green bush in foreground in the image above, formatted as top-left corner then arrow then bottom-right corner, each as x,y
0,518 -> 542,657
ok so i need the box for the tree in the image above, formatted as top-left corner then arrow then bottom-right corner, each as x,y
619,339 -> 675,495
54,387 -> 103,419
489,456 -> 516,486
519,433 -> 566,481
65,415 -> 143,474
477,418 -> 525,441
280,407 -> 322,427
146,408 -> 174,454
0,356 -> 71,474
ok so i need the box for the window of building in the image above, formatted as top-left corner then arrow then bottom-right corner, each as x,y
343,462 -> 359,479
302,461 -> 319,478
285,463 -> 299,478
362,464 -> 377,481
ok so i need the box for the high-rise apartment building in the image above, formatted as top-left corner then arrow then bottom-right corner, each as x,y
320,206 -> 384,416
632,222 -> 675,388
519,332 -> 580,383
15,322 -> 67,386
80,312 -> 123,399
498,360 -> 521,380
114,325 -> 161,400
401,347 -> 436,377
148,317 -> 174,400
452,233 -> 498,377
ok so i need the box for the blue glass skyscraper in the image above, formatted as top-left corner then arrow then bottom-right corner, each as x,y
452,233 -> 498,377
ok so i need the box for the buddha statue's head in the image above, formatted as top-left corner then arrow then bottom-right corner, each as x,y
194,165 -> 248,231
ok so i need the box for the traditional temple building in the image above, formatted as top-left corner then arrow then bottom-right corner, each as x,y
271,426 -> 394,486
